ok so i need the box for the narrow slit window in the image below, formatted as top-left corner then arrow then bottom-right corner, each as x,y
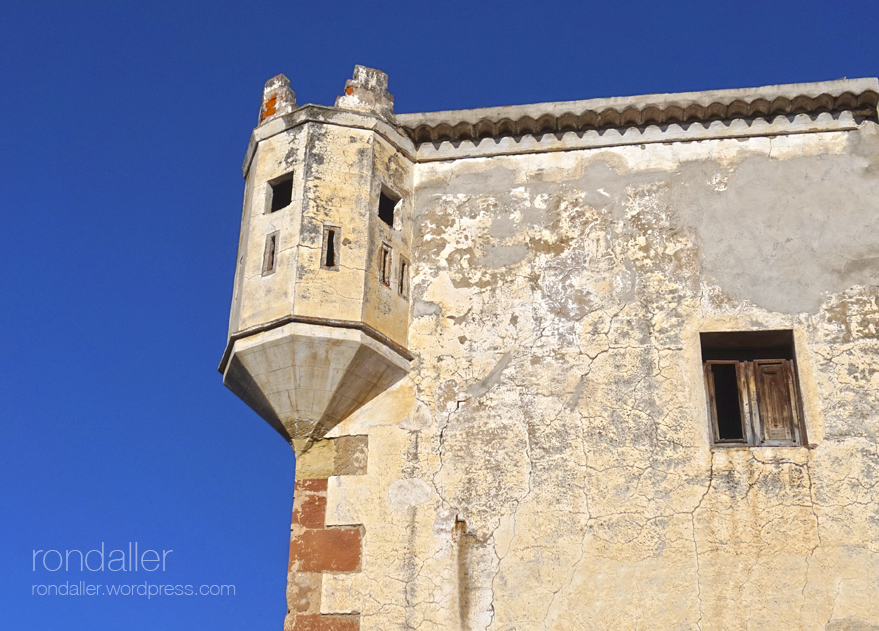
268,174 -> 293,213
321,225 -> 340,271
398,257 -> 409,298
378,190 -> 399,227
325,230 -> 336,267
379,243 -> 392,286
262,231 -> 279,275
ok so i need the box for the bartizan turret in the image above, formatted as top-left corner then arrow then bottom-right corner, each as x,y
219,66 -> 414,452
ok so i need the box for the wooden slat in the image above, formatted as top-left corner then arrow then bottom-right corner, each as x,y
738,361 -> 755,445
705,362 -> 720,443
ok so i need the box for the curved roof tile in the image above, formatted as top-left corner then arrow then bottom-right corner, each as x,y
397,78 -> 879,145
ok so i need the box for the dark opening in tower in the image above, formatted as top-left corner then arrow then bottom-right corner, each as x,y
269,174 -> 293,212
378,190 -> 398,227
321,225 -> 340,271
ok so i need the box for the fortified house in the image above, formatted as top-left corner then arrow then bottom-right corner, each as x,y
220,66 -> 879,631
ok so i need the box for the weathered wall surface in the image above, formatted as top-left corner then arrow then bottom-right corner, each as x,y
361,132 -> 414,345
228,124 -> 307,334
314,121 -> 879,630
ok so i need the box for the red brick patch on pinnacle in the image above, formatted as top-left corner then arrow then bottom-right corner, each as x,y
290,527 -> 362,573
261,93 -> 277,120
295,614 -> 360,631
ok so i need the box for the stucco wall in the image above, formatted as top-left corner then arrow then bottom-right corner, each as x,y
317,121 -> 879,631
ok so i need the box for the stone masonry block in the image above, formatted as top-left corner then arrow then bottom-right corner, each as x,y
324,475 -> 371,527
320,572 -> 364,615
295,439 -> 337,478
294,614 -> 360,631
292,489 -> 327,530
286,571 -> 322,615
295,478 -> 329,494
290,528 -> 362,573
292,478 -> 328,533
333,435 -> 368,476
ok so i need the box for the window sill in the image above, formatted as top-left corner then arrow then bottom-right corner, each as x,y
710,443 -> 813,451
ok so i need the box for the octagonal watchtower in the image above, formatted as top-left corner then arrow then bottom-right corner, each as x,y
219,67 -> 414,452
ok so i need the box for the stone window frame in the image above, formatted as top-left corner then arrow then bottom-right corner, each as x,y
262,231 -> 280,276
397,256 -> 410,299
378,242 -> 393,287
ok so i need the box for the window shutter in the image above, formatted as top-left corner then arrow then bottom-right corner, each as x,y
754,360 -> 794,442
705,360 -> 748,443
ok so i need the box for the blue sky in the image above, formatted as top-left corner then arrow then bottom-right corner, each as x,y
2,1 -> 877,628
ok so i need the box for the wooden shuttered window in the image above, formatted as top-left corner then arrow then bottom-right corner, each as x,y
705,358 -> 802,447
753,360 -> 800,444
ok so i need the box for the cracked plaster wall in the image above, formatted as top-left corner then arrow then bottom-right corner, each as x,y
229,125 -> 307,334
316,121 -> 879,631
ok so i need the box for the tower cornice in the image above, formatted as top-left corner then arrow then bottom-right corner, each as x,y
242,105 -> 416,178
